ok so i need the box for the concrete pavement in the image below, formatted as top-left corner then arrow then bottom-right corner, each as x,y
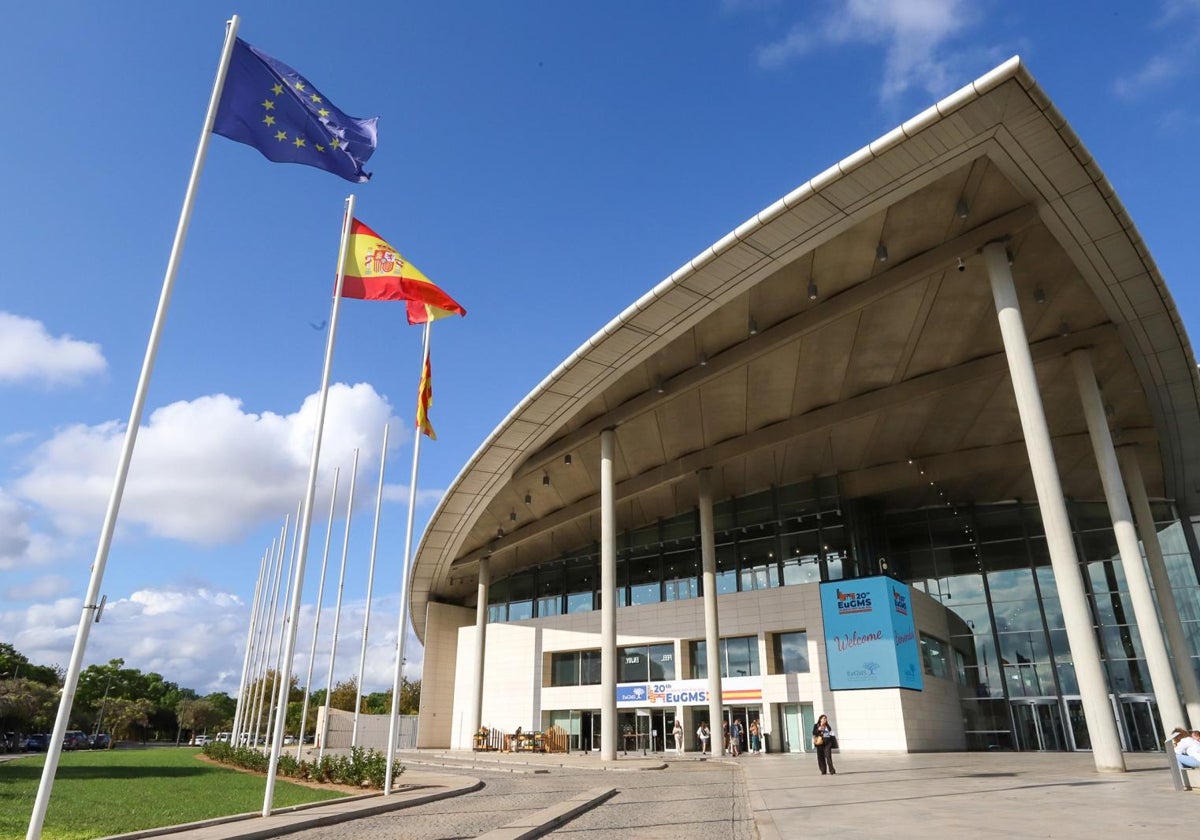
94,747 -> 1193,839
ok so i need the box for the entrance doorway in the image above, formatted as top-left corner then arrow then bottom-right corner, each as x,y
1116,694 -> 1163,751
1011,699 -> 1068,751
776,703 -> 814,753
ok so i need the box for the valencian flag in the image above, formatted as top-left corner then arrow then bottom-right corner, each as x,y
214,38 -> 378,183
416,352 -> 436,439
340,219 -> 467,325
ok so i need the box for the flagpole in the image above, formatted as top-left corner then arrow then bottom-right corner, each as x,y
296,467 -> 340,760
242,538 -> 280,744
262,193 -> 357,816
252,521 -> 290,747
320,447 -> 359,761
385,320 -> 432,792
353,423 -> 389,746
231,547 -> 270,745
25,16 -> 241,839
263,501 -> 302,750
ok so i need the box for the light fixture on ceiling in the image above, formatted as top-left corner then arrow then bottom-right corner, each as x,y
807,280 -> 818,301
698,353 -> 708,367
564,453 -> 572,465
542,473 -> 550,486
956,257 -> 965,272
748,318 -> 758,335
509,510 -> 517,522
876,243 -> 888,262
1034,286 -> 1046,304
524,491 -> 531,505
955,199 -> 969,219
496,527 -> 504,538
655,380 -> 665,395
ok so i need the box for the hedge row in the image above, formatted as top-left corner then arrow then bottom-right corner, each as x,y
201,741 -> 400,789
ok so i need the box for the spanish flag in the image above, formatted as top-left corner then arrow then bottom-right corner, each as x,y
416,351 -> 436,440
340,219 -> 466,325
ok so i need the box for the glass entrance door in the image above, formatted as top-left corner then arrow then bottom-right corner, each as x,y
1011,699 -> 1068,751
1117,695 -> 1163,751
777,703 -> 814,753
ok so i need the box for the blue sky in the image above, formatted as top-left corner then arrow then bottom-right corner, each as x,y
3,0 -> 1199,697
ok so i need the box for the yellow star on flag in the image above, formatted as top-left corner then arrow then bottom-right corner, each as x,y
272,83 -> 283,95
275,130 -> 287,141
262,114 -> 275,126
261,99 -> 275,110
330,137 -> 342,149
315,144 -> 325,152
293,137 -> 306,148
295,81 -> 306,92
310,93 -> 322,103
318,108 -> 330,118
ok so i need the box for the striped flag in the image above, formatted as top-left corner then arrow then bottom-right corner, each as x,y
416,351 -> 436,440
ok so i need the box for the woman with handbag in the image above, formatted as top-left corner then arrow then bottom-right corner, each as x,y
812,714 -> 836,775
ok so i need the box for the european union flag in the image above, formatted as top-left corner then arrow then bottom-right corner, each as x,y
214,38 -> 378,183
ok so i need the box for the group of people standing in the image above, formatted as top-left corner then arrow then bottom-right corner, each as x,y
671,712 -> 840,777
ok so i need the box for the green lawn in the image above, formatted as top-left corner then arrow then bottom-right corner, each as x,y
0,747 -> 348,840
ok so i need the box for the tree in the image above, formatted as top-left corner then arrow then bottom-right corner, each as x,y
97,697 -> 154,742
0,643 -> 60,687
0,678 -> 58,732
176,698 -> 223,742
328,677 -> 360,712
204,692 -> 236,729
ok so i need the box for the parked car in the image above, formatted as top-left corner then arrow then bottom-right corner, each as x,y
63,730 -> 88,751
89,733 -> 111,750
193,735 -> 211,746
215,732 -> 232,744
23,734 -> 50,752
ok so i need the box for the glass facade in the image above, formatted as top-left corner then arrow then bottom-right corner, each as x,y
485,479 -> 1200,751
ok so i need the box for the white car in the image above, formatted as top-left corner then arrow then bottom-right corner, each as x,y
193,735 -> 211,746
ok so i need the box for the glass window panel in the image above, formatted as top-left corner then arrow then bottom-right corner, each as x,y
689,640 -> 707,680
991,600 -> 1045,633
823,526 -> 847,581
628,554 -> 661,606
739,535 -> 779,591
1166,554 -> 1200,589
1003,662 -> 1053,697
715,542 -> 738,594
921,635 -> 950,678
537,596 -> 562,617
724,636 -> 760,677
778,480 -> 820,519
1107,658 -> 1151,694
945,601 -> 990,634
997,630 -> 1049,665
619,646 -> 648,683
550,652 -> 579,687
649,644 -> 675,680
960,698 -> 1011,731
928,512 -> 976,548
566,592 -> 594,613
664,546 -> 699,601
1039,597 -> 1064,630
1055,661 -> 1078,694
581,650 -> 601,685
1091,591 -> 1134,626
974,507 -> 1025,543
737,489 -> 776,526
508,600 -> 533,621
1100,624 -> 1144,660
942,572 -> 986,606
509,571 -> 535,601
538,566 -> 563,597
712,499 -> 736,533
987,566 -> 1035,603
773,631 -> 809,673
1072,502 -> 1114,532
886,517 -> 932,554
1078,529 -> 1120,565
662,512 -> 695,543
1159,521 -> 1190,555
1047,628 -> 1071,662
630,523 -> 659,549
488,604 -> 506,623
1034,563 -> 1058,600
781,553 -> 822,585
895,549 -> 936,584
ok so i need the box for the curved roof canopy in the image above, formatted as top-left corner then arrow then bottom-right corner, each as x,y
410,57 -> 1200,643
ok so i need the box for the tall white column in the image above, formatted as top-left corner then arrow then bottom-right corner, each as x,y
600,429 -> 618,761
1071,349 -> 1186,730
699,469 -> 724,754
469,556 -> 490,745
1118,445 -> 1200,728
983,241 -> 1124,771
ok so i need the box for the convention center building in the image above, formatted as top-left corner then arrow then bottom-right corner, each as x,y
410,58 -> 1200,770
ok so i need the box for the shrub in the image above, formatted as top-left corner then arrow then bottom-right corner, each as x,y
201,741 -> 400,789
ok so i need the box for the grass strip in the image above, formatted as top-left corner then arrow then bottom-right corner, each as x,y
0,747 -> 347,840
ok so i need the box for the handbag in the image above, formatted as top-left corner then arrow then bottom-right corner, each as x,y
814,734 -> 824,746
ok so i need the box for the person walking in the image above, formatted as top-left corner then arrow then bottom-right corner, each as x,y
749,718 -> 761,754
696,722 -> 710,754
731,718 -> 743,757
813,714 -> 837,775
673,719 -> 684,755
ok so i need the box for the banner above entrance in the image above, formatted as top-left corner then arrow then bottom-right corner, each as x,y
615,677 -> 762,708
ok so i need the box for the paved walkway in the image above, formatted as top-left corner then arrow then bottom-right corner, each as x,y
96,748 -> 1192,839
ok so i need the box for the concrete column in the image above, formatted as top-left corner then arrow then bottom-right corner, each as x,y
699,469 -> 724,754
1118,445 -> 1200,727
983,241 -> 1124,771
468,556 -> 490,745
1071,350 -> 1186,731
600,428 -> 618,761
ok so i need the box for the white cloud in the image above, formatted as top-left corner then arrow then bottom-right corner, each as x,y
0,312 -> 106,386
3,573 -> 71,601
756,0 -> 976,101
0,489 -> 33,570
15,382 -> 402,545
